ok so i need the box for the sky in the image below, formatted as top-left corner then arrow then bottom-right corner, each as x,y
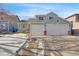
1,3 -> 79,20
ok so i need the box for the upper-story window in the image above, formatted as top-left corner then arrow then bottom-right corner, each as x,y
57,20 -> 59,22
39,16 -> 44,20
49,17 -> 53,20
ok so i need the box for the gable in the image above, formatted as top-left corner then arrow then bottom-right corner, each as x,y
46,12 -> 58,16
46,12 -> 69,24
28,12 -> 70,24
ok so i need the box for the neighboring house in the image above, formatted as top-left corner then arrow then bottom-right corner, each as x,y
66,14 -> 79,35
28,12 -> 71,36
17,20 -> 29,33
0,21 -> 8,32
0,11 -> 20,32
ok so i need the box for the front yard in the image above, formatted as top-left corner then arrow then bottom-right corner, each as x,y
0,33 -> 27,56
1,33 -> 79,56
18,35 -> 79,56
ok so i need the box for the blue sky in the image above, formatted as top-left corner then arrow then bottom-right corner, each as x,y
1,3 -> 79,20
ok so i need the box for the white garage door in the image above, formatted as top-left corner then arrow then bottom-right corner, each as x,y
46,24 -> 69,35
31,24 -> 44,36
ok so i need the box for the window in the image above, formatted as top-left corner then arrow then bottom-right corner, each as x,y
57,20 -> 59,22
49,17 -> 53,20
23,24 -> 25,28
39,17 -> 44,20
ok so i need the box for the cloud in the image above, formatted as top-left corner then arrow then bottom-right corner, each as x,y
3,3 -> 79,20
14,4 -> 60,20
16,3 -> 78,19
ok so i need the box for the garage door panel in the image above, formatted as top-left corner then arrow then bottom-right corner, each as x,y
46,24 -> 69,35
31,24 -> 44,36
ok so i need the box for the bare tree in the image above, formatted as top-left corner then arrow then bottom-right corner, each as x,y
0,4 -> 14,15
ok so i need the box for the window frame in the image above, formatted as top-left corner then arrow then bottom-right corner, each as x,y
39,16 -> 44,20
49,16 -> 53,20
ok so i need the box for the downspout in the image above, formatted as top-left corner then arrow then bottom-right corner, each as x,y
44,22 -> 47,35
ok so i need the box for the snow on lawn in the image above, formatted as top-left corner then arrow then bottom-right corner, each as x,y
0,33 -> 27,56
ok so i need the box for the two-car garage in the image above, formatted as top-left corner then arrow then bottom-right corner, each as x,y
30,22 -> 70,36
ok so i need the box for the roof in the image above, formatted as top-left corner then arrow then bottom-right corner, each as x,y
46,12 -> 58,16
36,12 -> 58,16
0,12 -> 20,22
20,20 -> 28,22
65,14 -> 79,19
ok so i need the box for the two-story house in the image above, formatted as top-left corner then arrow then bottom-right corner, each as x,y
66,14 -> 79,35
28,12 -> 71,36
0,11 -> 20,32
